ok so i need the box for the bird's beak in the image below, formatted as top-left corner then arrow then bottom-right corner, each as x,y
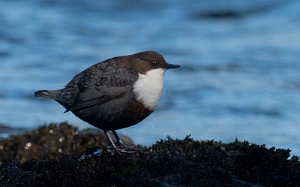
167,63 -> 181,69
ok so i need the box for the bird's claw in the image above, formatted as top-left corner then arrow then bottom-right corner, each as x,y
115,146 -> 139,154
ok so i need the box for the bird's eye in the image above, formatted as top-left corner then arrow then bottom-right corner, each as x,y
151,61 -> 157,65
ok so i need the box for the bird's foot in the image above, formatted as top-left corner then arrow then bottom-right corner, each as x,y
79,145 -> 139,160
115,145 -> 139,154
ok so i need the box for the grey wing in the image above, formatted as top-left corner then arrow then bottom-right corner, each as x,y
65,63 -> 138,112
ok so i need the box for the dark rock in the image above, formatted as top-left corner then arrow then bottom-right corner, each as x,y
0,123 -> 26,136
0,124 -> 299,186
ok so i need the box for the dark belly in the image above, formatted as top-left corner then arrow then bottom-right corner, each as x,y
72,97 -> 153,130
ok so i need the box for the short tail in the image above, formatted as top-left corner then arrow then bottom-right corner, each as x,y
34,90 -> 60,99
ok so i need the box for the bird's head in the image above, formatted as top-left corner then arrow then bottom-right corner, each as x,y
131,51 -> 180,74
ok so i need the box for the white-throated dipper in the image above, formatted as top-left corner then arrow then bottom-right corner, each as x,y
35,51 -> 180,152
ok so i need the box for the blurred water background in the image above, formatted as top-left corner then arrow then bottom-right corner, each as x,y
1,0 -> 300,155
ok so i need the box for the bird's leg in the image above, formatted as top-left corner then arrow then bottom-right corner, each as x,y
103,130 -> 117,150
112,130 -> 125,147
112,130 -> 138,154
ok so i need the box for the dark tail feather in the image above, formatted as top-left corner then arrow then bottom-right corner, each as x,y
34,90 -> 60,99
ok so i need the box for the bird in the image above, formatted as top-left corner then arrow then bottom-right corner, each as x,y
34,51 -> 180,152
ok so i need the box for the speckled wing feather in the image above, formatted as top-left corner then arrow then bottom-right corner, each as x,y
62,60 -> 138,112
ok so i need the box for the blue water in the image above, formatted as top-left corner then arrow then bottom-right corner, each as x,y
1,0 -> 300,155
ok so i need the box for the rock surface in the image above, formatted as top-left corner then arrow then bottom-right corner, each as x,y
0,122 -> 299,186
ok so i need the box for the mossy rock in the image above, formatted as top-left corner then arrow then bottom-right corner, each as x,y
0,123 -> 299,186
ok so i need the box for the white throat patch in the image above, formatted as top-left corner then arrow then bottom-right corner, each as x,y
133,68 -> 165,110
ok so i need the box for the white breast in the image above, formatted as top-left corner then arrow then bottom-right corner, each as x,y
133,68 -> 165,111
